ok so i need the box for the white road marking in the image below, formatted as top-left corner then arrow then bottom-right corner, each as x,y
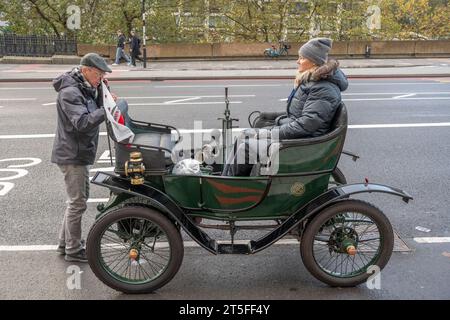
129,101 -> 243,106
0,134 -> 55,139
343,92 -> 450,96
0,245 -> 58,252
155,84 -> 285,88
0,87 -> 52,90
41,95 -> 255,106
0,182 -> 14,196
0,158 -> 42,168
0,169 -> 29,181
87,198 -> 110,203
98,150 -> 114,161
121,95 -> 255,99
89,167 -> 114,173
0,239 -> 300,252
344,97 -> 450,101
164,97 -> 201,104
41,96 -> 450,106
0,82 -> 447,92
2,122 -> 450,140
0,98 -> 36,101
155,82 -> 450,89
349,122 -> 450,129
0,86 -> 143,90
393,93 -> 416,99
414,237 -> 450,243
280,94 -> 449,102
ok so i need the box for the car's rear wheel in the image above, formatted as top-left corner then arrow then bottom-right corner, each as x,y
300,199 -> 394,287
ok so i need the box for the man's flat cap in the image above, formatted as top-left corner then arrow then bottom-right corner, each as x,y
80,53 -> 112,73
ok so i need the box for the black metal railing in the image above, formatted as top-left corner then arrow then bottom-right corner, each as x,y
0,34 -> 77,57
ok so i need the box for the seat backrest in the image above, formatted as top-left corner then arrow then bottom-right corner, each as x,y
277,101 -> 347,147
329,101 -> 347,132
260,102 -> 348,175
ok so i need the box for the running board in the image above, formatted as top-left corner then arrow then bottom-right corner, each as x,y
218,242 -> 252,254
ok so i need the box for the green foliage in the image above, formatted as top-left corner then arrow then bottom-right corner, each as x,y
379,0 -> 450,40
0,0 -> 448,43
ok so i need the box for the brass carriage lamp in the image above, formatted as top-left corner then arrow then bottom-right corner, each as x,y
125,152 -> 145,185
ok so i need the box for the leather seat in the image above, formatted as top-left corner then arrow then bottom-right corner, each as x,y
132,132 -> 175,152
111,100 -> 179,173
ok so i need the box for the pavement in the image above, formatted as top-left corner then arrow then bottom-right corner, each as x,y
0,58 -> 449,82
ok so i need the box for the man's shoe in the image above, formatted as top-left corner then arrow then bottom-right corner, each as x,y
65,248 -> 88,263
57,240 -> 85,256
112,63 -> 119,66
56,245 -> 65,255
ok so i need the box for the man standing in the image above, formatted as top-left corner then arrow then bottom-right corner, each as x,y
129,30 -> 143,67
51,53 -> 112,262
112,30 -> 131,66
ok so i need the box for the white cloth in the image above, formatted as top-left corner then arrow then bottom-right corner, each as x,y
172,159 -> 202,175
101,82 -> 135,143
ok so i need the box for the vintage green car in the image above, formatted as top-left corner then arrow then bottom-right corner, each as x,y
86,96 -> 412,294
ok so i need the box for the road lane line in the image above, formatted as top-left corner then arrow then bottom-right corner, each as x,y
349,123 -> 450,129
0,87 -> 52,90
0,134 -> 55,139
343,92 -> 450,96
279,96 -> 450,102
414,237 -> 450,243
394,94 -> 416,99
129,101 -> 242,106
87,198 -> 110,203
0,98 -> 36,101
2,122 -> 450,140
89,167 -> 114,173
0,245 -> 58,252
0,82 -> 447,91
42,102 -> 56,106
0,86 -> 143,90
344,97 -> 450,101
0,239 -> 300,252
164,97 -> 200,104
155,83 -> 449,88
155,84 -> 286,88
121,95 -> 255,99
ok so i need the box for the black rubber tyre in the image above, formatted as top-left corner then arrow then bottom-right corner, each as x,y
330,167 -> 347,185
87,206 -> 184,294
300,199 -> 394,287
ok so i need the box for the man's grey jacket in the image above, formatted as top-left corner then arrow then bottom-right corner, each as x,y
51,68 -> 105,165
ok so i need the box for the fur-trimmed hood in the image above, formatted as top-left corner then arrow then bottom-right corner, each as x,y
310,59 -> 348,92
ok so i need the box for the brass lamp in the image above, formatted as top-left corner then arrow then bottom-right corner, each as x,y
124,152 -> 145,185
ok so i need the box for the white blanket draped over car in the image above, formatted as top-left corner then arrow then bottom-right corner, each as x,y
101,82 -> 135,143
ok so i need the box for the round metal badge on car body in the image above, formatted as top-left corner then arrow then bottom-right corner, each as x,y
291,182 -> 305,197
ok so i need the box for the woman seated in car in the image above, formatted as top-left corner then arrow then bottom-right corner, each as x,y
224,37 -> 349,176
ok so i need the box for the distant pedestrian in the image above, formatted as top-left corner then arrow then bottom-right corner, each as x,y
112,30 -> 131,66
129,30 -> 143,67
